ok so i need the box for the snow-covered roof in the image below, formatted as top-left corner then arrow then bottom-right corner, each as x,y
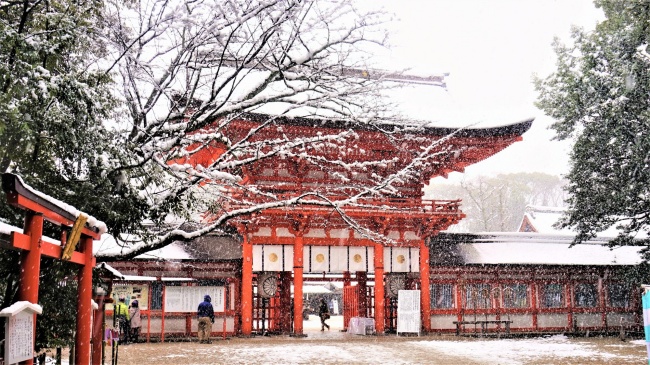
0,301 -> 43,316
384,82 -> 535,129
458,241 -> 642,266
215,69 -> 534,131
518,205 -> 573,235
96,262 -> 125,279
518,205 -> 647,239
430,232 -> 643,266
123,275 -> 158,281
93,234 -> 193,260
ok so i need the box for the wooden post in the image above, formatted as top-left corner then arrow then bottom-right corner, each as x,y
147,282 -> 152,343
91,295 -> 105,365
241,232 -> 253,335
18,212 -> 43,365
293,233 -> 304,335
75,236 -> 93,365
420,239 -> 431,332
373,243 -> 385,333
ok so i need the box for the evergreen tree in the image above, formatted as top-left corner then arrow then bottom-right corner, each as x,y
535,0 -> 650,254
0,0 -> 119,350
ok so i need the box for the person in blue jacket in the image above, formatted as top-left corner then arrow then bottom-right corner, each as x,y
197,294 -> 215,343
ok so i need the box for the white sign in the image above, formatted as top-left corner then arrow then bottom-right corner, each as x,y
397,290 -> 421,335
4,311 -> 34,364
164,286 -> 225,312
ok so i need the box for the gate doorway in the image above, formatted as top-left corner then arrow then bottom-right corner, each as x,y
342,272 -> 374,331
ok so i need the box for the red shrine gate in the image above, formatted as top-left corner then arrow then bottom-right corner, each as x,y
1,173 -> 105,365
182,113 -> 532,335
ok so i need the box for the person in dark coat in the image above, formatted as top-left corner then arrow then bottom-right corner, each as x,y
318,298 -> 330,331
197,294 -> 215,343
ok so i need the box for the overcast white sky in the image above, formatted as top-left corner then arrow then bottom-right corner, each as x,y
369,0 -> 604,182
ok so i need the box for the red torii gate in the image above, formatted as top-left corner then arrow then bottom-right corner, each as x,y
1,173 -> 104,365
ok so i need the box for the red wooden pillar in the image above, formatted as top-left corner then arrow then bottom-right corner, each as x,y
241,232 -> 253,335
566,283 -> 573,331
531,282 -> 538,331
75,236 -> 93,365
91,295 -> 105,365
19,212 -> 43,365
279,272 -> 292,333
373,244 -> 385,333
161,285 -> 166,342
420,240 -> 431,332
293,233 -> 305,334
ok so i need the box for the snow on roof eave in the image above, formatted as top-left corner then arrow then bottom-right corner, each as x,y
4,174 -> 107,234
235,113 -> 534,138
0,301 -> 43,316
116,275 -> 158,282
452,231 -> 622,245
96,262 -> 126,279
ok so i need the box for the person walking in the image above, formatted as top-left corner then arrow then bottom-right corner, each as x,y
197,294 -> 215,343
318,298 -> 330,331
129,300 -> 142,343
113,296 -> 130,344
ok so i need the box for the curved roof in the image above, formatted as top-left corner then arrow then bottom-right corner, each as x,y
240,112 -> 533,138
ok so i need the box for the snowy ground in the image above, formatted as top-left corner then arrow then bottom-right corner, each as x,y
47,316 -> 648,364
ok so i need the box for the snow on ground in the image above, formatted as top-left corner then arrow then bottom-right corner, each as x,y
47,317 -> 649,364
414,334 -> 631,365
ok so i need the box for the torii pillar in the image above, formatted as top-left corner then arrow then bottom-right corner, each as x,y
18,212 -> 43,365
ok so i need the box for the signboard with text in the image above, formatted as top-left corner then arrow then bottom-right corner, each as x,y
4,311 -> 34,364
164,286 -> 225,312
107,285 -> 150,310
397,290 -> 421,335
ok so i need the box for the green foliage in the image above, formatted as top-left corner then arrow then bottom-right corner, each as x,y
34,259 -> 79,350
535,0 -> 650,250
0,0 -> 137,350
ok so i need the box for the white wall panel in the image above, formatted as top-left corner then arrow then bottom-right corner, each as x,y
330,246 -> 348,272
409,248 -> 420,272
392,247 -> 410,273
310,246 -> 329,272
252,245 -> 263,272
349,247 -> 368,272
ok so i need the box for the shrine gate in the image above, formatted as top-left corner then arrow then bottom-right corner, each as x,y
1,173 -> 105,364
182,112 -> 532,335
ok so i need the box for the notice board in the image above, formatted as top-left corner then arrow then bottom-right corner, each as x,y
164,286 -> 225,312
4,311 -> 34,364
397,289 -> 420,335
